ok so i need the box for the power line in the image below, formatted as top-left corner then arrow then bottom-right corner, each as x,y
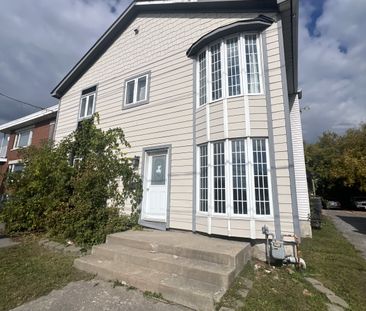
0,91 -> 46,111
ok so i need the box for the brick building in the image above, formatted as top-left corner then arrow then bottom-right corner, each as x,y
0,105 -> 58,197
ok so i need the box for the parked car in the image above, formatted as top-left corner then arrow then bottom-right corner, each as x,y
351,197 -> 366,210
324,200 -> 341,210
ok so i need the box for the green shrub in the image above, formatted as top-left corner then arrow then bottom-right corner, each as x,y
1,115 -> 142,246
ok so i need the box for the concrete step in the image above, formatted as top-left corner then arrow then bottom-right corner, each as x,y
74,255 -> 224,311
92,243 -> 236,287
106,230 -> 250,268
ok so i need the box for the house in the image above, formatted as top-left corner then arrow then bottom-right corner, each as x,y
0,105 -> 58,196
52,0 -> 311,243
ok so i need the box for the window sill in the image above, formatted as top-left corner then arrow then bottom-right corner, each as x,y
123,100 -> 149,110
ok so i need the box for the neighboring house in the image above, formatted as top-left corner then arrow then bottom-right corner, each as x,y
0,105 -> 58,195
52,0 -> 311,242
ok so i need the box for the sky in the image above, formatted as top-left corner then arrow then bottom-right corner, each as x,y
0,0 -> 365,142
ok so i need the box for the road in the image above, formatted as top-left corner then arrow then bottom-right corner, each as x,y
323,209 -> 366,260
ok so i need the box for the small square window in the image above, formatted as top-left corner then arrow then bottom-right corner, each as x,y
14,129 -> 32,149
124,73 -> 150,108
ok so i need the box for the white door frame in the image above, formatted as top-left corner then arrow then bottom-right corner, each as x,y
139,145 -> 171,230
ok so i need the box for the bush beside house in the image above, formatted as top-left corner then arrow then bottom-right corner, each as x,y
0,116 -> 142,246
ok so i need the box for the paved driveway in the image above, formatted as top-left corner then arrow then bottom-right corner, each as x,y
324,209 -> 366,259
11,280 -> 189,311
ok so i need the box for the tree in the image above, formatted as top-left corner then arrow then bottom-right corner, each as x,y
305,123 -> 366,202
1,116 -> 142,245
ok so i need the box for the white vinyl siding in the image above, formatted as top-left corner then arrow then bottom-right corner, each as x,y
253,138 -> 270,215
196,33 -> 262,107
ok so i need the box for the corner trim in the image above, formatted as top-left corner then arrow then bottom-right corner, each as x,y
262,31 -> 282,240
277,19 -> 301,238
192,60 -> 197,233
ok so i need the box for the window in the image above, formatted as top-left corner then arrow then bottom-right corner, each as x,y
79,86 -> 96,120
199,145 -> 208,212
9,163 -> 24,172
198,52 -> 207,106
13,128 -> 32,149
232,139 -> 247,214
196,33 -> 262,106
0,133 -> 9,158
211,43 -> 222,101
226,37 -> 241,96
124,73 -> 149,107
197,138 -> 270,217
245,35 -> 261,94
213,141 -> 226,213
253,139 -> 270,215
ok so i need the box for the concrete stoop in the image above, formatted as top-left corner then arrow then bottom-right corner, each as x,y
74,230 -> 251,310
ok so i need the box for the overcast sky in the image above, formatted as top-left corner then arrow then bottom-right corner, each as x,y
0,0 -> 365,142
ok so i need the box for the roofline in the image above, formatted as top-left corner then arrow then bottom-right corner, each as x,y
0,105 -> 58,133
51,0 -> 278,99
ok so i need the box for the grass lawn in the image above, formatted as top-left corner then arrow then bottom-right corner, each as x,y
302,217 -> 366,311
0,235 -> 92,311
218,216 -> 366,311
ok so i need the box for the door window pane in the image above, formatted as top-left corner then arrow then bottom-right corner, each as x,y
151,155 -> 166,185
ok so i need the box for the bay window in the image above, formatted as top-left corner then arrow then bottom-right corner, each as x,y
197,33 -> 262,106
198,138 -> 271,217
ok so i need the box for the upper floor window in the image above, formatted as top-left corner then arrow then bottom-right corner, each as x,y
0,133 -> 9,158
124,73 -> 150,108
13,128 -> 32,149
197,33 -> 262,106
79,86 -> 96,120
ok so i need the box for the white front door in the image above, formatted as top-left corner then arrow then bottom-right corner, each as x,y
142,151 -> 168,222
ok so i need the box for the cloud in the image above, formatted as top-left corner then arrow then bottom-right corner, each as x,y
299,0 -> 366,142
0,0 -> 129,125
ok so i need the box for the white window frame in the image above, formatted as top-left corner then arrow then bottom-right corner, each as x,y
196,32 -> 264,109
8,160 -> 24,173
13,127 -> 33,149
0,133 -> 9,158
196,138 -> 272,220
123,73 -> 150,108
79,88 -> 96,121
